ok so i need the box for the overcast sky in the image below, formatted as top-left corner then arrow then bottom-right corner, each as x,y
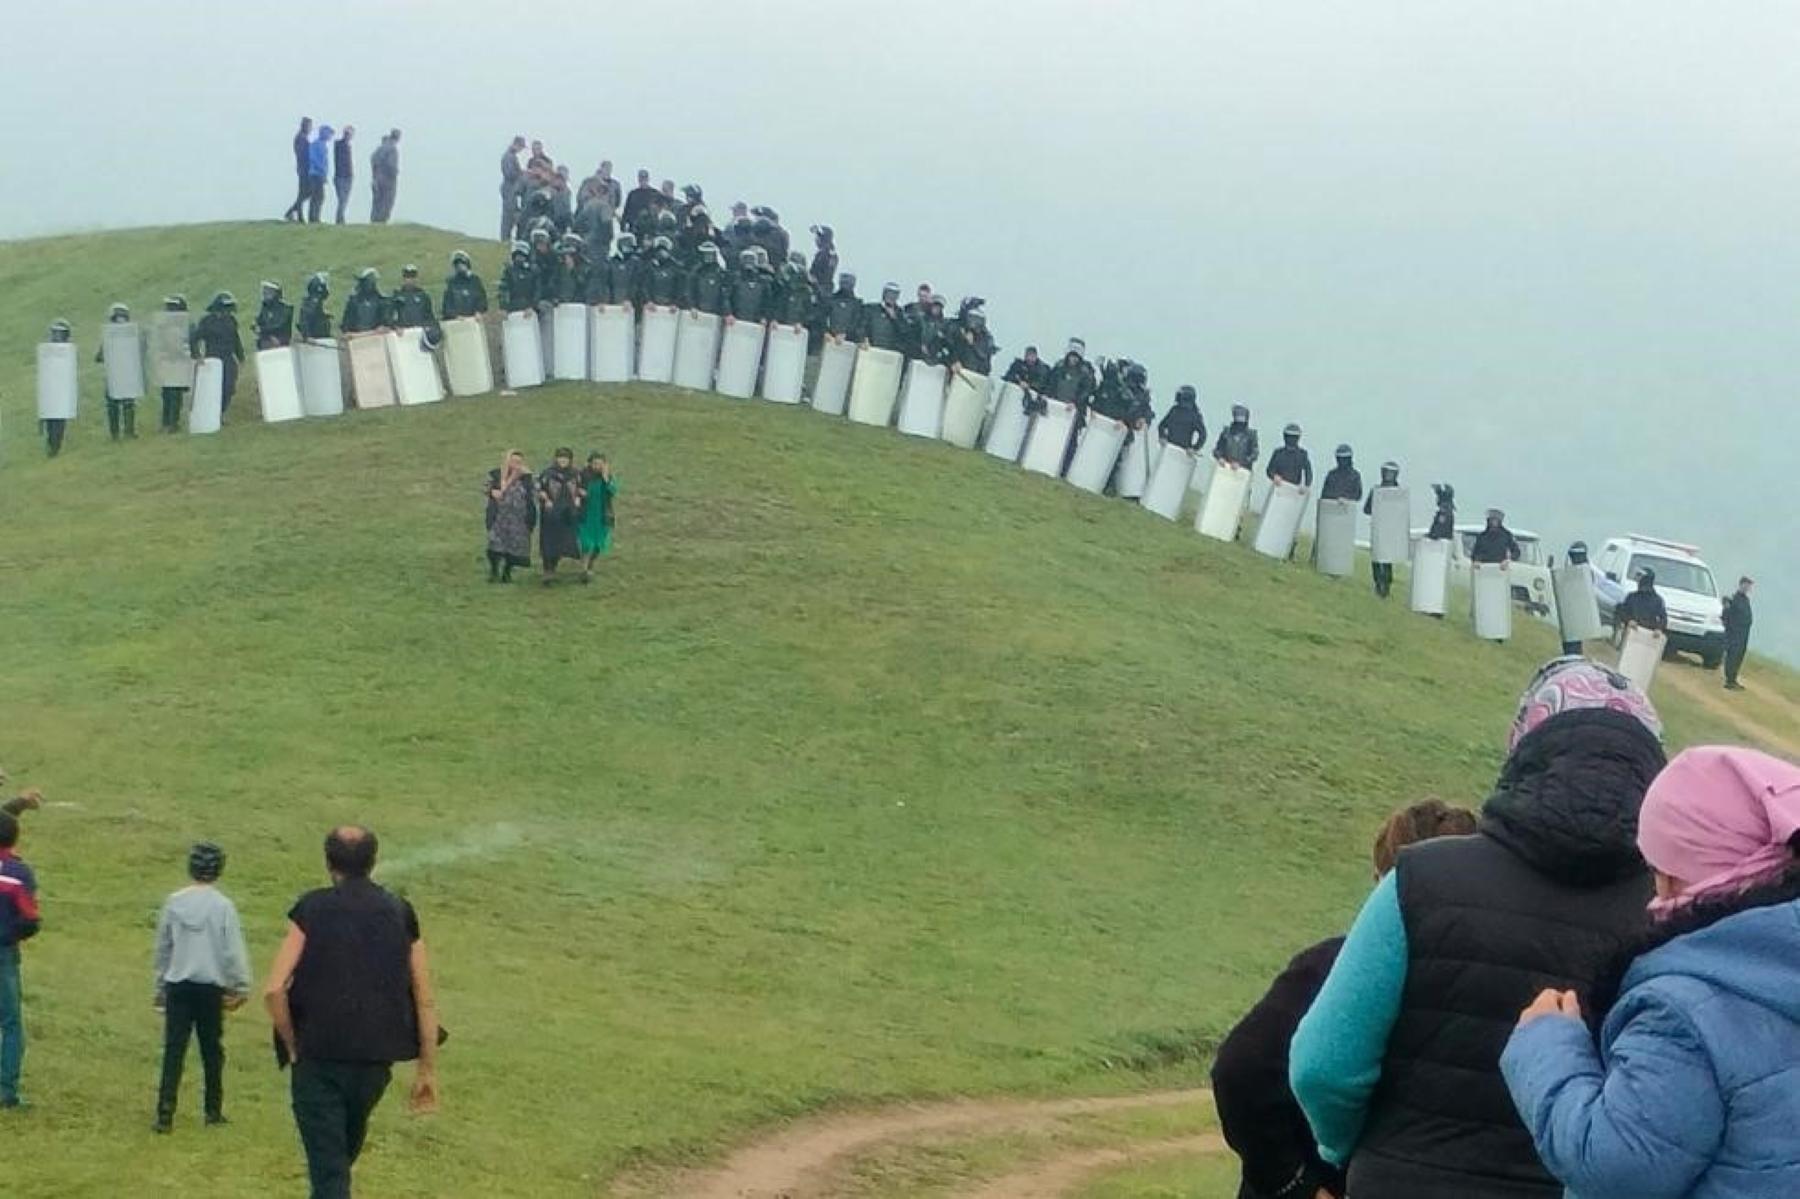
3,0 -> 1794,659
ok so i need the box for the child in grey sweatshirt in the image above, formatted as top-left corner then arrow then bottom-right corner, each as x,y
153,842 -> 251,1132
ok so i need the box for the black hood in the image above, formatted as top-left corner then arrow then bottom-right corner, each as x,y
1480,707 -> 1665,888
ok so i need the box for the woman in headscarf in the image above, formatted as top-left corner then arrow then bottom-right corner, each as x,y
576,452 -> 618,585
1290,657 -> 1666,1199
1502,746 -> 1800,1198
483,449 -> 534,582
536,447 -> 582,585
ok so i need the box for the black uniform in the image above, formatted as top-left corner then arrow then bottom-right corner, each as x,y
774,270 -> 817,328
1044,354 -> 1097,411
1214,422 -> 1260,469
297,294 -> 333,340
190,312 -> 246,415
1364,482 -> 1403,597
340,281 -> 388,334
728,270 -> 775,323
254,298 -> 294,349
388,286 -> 437,331
1470,524 -> 1522,564
1321,464 -> 1363,501
1722,590 -> 1753,686
638,256 -> 684,308
497,259 -> 538,313
545,258 -> 588,306
688,262 -> 729,316
1267,444 -> 1313,487
441,274 -> 489,320
861,301 -> 907,352
822,287 -> 863,339
1157,399 -> 1206,450
809,245 -> 838,289
1615,585 -> 1668,632
1004,355 -> 1052,394
944,322 -> 995,374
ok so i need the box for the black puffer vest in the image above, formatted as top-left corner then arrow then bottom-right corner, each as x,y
1349,708 -> 1665,1199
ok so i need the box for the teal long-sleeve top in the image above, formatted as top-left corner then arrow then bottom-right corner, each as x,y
1289,870 -> 1410,1166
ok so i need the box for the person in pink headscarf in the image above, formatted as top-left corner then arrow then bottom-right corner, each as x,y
1502,746 -> 1800,1198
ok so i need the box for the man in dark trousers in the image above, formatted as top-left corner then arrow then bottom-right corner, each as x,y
499,135 -> 526,241
369,130 -> 400,224
0,804 -> 41,1110
1721,576 -> 1754,691
283,117 -> 313,221
1363,461 -> 1404,597
622,169 -> 660,230
191,293 -> 246,416
306,125 -> 333,224
332,126 -> 355,225
264,827 -> 439,1199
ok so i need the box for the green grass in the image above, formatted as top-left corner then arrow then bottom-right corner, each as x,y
0,225 -> 1770,1197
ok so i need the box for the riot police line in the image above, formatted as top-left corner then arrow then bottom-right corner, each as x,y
31,244 -> 1624,678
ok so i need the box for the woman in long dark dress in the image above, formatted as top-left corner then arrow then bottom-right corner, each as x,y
536,446 -> 582,585
484,449 -> 535,582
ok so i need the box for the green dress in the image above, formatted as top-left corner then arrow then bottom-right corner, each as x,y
577,472 -> 618,556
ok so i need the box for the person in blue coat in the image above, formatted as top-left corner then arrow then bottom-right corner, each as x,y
1501,745 -> 1800,1199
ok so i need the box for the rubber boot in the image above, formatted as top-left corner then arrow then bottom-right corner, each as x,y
123,400 -> 137,439
107,399 -> 122,441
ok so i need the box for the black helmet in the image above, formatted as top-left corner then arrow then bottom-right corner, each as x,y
752,216 -> 772,235
1637,567 -> 1657,587
812,223 -> 834,243
683,183 -> 703,202
260,281 -> 281,302
1125,363 -> 1147,385
1231,403 -> 1249,421
210,290 -> 237,311
1335,443 -> 1352,459
1568,540 -> 1589,562
164,293 -> 190,311
1380,460 -> 1400,478
1176,384 -> 1197,404
188,841 -> 226,883
510,240 -> 530,261
356,267 -> 379,287
1282,422 -> 1302,440
48,318 -> 72,340
838,272 -> 856,290
656,210 -> 677,231
451,250 -> 472,269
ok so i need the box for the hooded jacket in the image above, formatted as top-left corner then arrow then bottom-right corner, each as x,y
308,128 -> 333,179
1293,708 -> 1665,1199
154,885 -> 252,1002
1158,400 -> 1206,450
1503,869 -> 1800,1198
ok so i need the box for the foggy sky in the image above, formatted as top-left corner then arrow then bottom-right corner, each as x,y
3,0 -> 1793,660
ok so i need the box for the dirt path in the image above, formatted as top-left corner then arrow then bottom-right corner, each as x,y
649,1088 -> 1215,1199
1660,663 -> 1800,758
965,1133 -> 1226,1199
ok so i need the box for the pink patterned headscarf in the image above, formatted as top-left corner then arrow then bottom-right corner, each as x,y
1639,746 -> 1800,917
1507,657 -> 1663,752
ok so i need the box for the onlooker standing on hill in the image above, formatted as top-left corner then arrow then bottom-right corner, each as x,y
369,129 -> 400,224
499,135 -> 527,241
1291,658 -> 1667,1198
0,804 -> 41,1111
1213,799 -> 1478,1199
283,117 -> 313,222
332,126 -> 355,225
153,842 -> 252,1133
622,169 -> 659,230
264,826 -> 439,1199
1722,576 -> 1754,691
1502,745 -> 1800,1198
306,125 -> 333,224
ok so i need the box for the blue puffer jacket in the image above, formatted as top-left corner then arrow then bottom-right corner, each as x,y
1501,872 -> 1800,1198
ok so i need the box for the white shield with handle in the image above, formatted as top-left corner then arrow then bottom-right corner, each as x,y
552,303 -> 587,380
940,370 -> 988,449
1314,498 -> 1358,577
1410,537 -> 1452,615
1066,414 -> 1126,493
255,346 -> 305,422
388,328 -> 445,406
896,360 -> 947,437
637,305 -> 678,383
1552,565 -> 1604,644
150,312 -> 194,390
1116,432 -> 1153,498
983,382 -> 1032,462
590,304 -> 636,382
298,340 -> 345,416
1019,398 -> 1077,476
189,358 -> 224,434
102,323 -> 146,399
444,317 -> 494,396
1140,444 -> 1194,520
1196,463 -> 1251,541
673,310 -> 722,390
501,311 -> 545,389
715,318 -> 765,398
759,323 -> 806,403
810,337 -> 855,415
847,346 -> 904,426
348,333 -> 396,409
1252,481 -> 1308,559
1472,562 -> 1514,640
1370,488 -> 1411,565
37,342 -> 78,420
1617,626 -> 1665,691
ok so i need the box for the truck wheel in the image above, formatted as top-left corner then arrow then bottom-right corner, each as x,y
1701,651 -> 1722,670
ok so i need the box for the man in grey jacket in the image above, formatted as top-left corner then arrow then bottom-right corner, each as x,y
153,842 -> 251,1133
370,129 -> 401,224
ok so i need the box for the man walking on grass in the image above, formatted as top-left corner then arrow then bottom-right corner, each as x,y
265,826 -> 439,1199
0,806 -> 41,1111
283,117 -> 313,222
154,842 -> 252,1133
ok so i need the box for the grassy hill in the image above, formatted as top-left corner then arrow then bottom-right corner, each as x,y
0,225 -> 1781,1197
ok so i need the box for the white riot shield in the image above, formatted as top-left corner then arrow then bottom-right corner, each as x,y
255,347 -> 305,423
1314,499 -> 1358,577
637,305 -> 678,383
1369,487 -> 1411,565
36,342 -> 78,420
1196,464 -> 1252,541
388,328 -> 445,406
347,333 -> 396,409
1617,627 -> 1665,691
1019,399 -> 1078,477
940,370 -> 988,449
444,318 -> 494,396
1141,444 -> 1195,520
983,383 -> 1032,462
896,360 -> 947,437
189,358 -> 224,434
501,311 -> 544,389
1253,481 -> 1308,558
150,312 -> 194,390
102,323 -> 146,399
590,305 -> 635,383
538,308 -> 554,376
673,310 -> 723,390
810,337 -> 855,414
1410,537 -> 1452,615
1067,414 -> 1127,494
848,346 -> 904,426
759,324 -> 806,403
1552,564 -> 1605,644
716,318 -> 766,398
1472,563 -> 1514,640
552,304 -> 588,380
298,340 -> 345,417
1116,433 -> 1153,498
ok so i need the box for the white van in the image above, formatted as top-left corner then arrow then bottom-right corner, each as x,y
1409,525 -> 1556,622
1594,535 -> 1727,668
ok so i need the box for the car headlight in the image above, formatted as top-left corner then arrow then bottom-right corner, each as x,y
1532,579 -> 1546,592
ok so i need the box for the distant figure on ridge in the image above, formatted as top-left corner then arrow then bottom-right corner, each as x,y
369,129 -> 400,224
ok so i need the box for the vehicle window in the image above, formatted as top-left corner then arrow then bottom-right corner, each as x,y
1516,539 -> 1542,566
1627,554 -> 1717,596
1459,532 -> 1476,556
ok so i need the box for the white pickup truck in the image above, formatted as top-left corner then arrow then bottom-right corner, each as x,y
1593,535 -> 1728,668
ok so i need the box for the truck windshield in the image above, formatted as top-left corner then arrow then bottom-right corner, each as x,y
1628,554 -> 1716,597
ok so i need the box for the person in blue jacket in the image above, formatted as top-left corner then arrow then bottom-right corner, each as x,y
306,125 -> 333,224
1501,745 -> 1800,1199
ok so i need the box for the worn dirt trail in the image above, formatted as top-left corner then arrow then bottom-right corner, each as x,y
1660,662 -> 1800,758
965,1132 -> 1227,1199
647,1088 -> 1216,1199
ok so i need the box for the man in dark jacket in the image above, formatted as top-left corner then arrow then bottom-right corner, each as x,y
1044,340 -> 1098,412
822,274 -> 863,341
339,270 -> 389,334
1004,346 -> 1052,400
499,136 -> 526,241
860,284 -> 908,352
622,169 -> 659,230
1427,482 -> 1457,540
808,225 -> 838,289
586,235 -> 640,307
296,274 -> 332,341
1721,576 -> 1754,690
1363,461 -> 1403,597
1157,385 -> 1206,450
497,243 -> 538,313
283,117 -> 313,222
191,293 -> 246,416
727,249 -> 774,323
265,827 -> 439,1199
1320,445 -> 1362,501
906,296 -> 949,364
0,806 -> 42,1109
774,254 -> 817,329
388,266 -> 438,339
332,126 -> 355,225
1615,569 -> 1669,633
687,244 -> 729,316
254,282 -> 294,350
369,129 -> 400,224
1292,659 -> 1666,1199
1266,423 -> 1313,488
441,252 -> 488,320
1214,404 -> 1260,469
943,303 -> 996,375
637,238 -> 684,309
1471,509 -> 1522,563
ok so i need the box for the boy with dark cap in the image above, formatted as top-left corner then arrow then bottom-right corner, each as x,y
153,842 -> 251,1133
